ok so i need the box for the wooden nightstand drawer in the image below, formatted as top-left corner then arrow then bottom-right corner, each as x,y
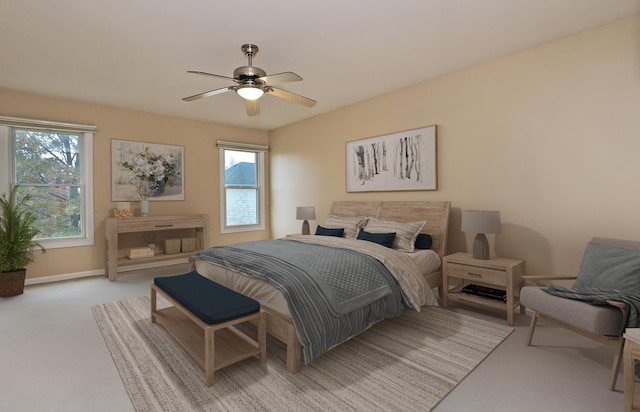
447,263 -> 505,285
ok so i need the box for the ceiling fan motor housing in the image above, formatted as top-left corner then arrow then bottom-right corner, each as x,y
234,43 -> 266,84
233,66 -> 267,83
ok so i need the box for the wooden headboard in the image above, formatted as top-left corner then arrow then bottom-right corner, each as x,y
329,200 -> 451,260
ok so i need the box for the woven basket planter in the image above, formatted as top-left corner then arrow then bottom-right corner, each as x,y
0,269 -> 26,297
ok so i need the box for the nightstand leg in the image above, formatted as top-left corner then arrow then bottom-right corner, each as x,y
442,264 -> 449,308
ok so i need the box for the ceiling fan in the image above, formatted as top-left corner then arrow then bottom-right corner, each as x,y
183,44 -> 316,116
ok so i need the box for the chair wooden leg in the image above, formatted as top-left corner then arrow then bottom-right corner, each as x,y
610,337 -> 625,391
526,311 -> 539,346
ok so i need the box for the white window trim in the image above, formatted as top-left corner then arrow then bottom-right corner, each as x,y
0,116 -> 96,249
218,141 -> 267,234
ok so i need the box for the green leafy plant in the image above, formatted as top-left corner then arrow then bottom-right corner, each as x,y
0,186 -> 46,273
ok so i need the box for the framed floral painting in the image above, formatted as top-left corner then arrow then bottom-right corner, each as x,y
111,139 -> 184,201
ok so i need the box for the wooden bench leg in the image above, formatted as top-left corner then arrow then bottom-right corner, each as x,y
258,310 -> 267,364
205,327 -> 215,387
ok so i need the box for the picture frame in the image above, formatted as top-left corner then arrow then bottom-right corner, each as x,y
111,139 -> 184,201
346,125 -> 437,192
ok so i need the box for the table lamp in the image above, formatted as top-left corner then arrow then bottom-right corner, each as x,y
296,206 -> 316,235
461,210 -> 501,260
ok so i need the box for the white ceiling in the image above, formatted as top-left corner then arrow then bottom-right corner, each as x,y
2,1 -> 638,131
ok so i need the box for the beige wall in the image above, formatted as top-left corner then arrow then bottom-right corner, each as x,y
269,15 -> 640,276
2,15 -> 638,281
0,89 -> 270,280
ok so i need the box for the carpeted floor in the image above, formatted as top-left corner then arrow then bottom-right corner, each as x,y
92,296 -> 513,411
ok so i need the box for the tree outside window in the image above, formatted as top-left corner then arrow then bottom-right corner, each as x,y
13,129 -> 83,239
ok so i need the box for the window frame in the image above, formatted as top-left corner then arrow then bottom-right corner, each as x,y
0,116 -> 96,249
218,140 -> 267,234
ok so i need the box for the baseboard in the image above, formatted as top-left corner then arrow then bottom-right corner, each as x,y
24,258 -> 190,285
25,269 -> 104,285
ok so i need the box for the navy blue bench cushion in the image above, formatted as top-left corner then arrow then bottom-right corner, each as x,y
154,272 -> 259,324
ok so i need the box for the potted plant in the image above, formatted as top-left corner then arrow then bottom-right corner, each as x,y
0,186 -> 46,297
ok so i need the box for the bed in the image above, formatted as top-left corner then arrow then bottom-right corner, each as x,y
190,200 -> 451,373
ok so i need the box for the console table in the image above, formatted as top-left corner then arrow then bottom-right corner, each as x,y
105,214 -> 208,280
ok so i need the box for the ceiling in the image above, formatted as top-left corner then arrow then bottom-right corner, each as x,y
2,1 -> 638,131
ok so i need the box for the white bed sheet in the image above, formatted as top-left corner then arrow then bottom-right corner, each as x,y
406,249 -> 441,276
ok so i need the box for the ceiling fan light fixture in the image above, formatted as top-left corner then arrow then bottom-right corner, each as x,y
236,85 -> 264,100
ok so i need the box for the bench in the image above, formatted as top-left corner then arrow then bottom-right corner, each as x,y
150,272 -> 266,386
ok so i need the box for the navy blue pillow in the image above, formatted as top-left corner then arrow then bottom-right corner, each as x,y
357,229 -> 396,248
315,225 -> 345,237
414,233 -> 433,250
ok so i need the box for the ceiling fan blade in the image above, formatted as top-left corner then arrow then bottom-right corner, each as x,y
258,71 -> 302,84
187,70 -> 236,81
267,86 -> 317,107
182,86 -> 234,101
246,99 -> 260,116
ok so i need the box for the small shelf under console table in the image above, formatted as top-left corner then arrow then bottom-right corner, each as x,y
105,214 -> 208,281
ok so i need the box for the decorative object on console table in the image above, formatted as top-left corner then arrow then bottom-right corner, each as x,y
442,252 -> 525,325
164,239 -> 181,255
113,202 -> 133,218
181,237 -> 196,252
296,206 -> 316,235
461,210 -> 501,260
128,247 -> 154,260
140,199 -> 149,217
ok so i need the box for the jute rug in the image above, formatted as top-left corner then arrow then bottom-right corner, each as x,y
92,296 -> 512,411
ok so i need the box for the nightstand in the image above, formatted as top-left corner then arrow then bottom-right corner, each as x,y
442,252 -> 525,325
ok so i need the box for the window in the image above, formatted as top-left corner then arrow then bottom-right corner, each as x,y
218,140 -> 267,233
0,116 -> 96,249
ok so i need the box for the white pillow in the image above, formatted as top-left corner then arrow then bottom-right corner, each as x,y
322,215 -> 367,238
362,218 -> 426,252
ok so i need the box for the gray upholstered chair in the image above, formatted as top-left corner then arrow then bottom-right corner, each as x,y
520,237 -> 640,391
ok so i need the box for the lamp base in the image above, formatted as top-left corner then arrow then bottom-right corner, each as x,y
472,233 -> 490,260
301,220 -> 310,235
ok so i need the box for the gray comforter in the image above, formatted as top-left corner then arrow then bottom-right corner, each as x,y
190,239 -> 408,363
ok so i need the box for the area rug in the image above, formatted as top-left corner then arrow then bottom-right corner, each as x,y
92,296 -> 512,411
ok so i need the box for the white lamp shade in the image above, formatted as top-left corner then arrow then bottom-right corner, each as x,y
237,86 -> 264,100
296,206 -> 316,220
461,210 -> 501,234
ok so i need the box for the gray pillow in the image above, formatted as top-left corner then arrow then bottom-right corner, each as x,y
322,215 -> 367,238
574,242 -> 640,294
